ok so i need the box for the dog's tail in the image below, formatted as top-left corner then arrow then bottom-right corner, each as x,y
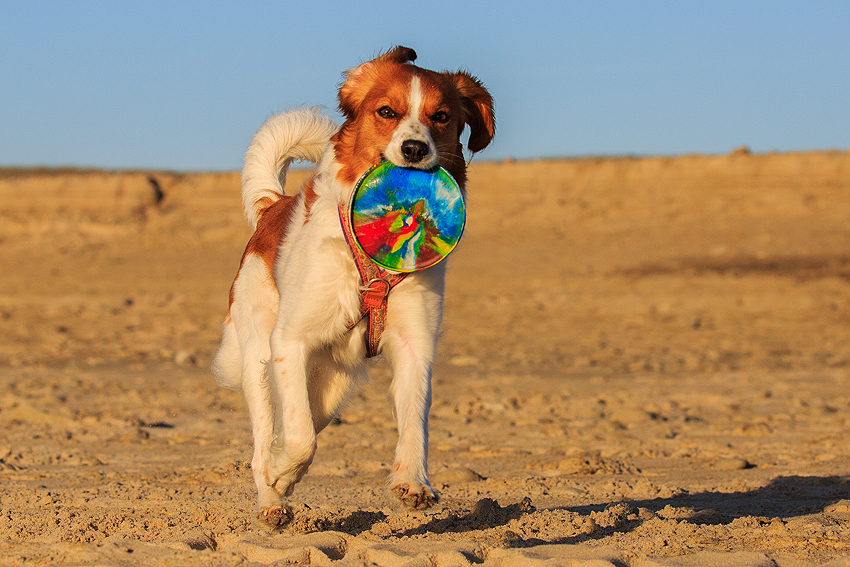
241,108 -> 339,229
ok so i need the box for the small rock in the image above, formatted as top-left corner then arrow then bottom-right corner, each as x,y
713,457 -> 753,470
173,529 -> 217,551
608,408 -> 648,425
434,466 -> 485,485
469,498 -> 501,524
825,500 -> 850,521
449,355 -> 479,367
174,350 -> 196,366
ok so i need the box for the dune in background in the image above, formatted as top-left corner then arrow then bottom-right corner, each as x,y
1,151 -> 850,565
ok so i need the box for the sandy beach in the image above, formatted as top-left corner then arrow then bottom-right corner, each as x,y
1,152 -> 850,565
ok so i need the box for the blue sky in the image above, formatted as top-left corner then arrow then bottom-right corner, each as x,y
2,1 -> 848,170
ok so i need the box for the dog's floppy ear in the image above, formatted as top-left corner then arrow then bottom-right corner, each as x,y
338,63 -> 370,119
450,72 -> 495,153
381,46 -> 417,65
338,46 -> 418,119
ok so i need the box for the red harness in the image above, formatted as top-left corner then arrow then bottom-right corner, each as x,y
338,204 -> 407,357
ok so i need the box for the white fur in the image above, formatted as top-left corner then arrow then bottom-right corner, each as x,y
214,102 -> 445,525
384,77 -> 439,169
241,108 -> 339,229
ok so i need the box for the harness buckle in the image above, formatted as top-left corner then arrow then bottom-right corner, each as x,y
362,278 -> 391,309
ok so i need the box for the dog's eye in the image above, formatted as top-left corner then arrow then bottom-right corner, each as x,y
377,106 -> 398,119
432,111 -> 450,124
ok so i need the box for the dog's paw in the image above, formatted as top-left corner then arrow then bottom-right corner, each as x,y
267,444 -> 315,497
391,482 -> 440,510
256,503 -> 294,529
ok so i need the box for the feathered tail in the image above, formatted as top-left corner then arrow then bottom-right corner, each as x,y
241,108 -> 339,229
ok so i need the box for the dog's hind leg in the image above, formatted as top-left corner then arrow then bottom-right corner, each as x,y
228,256 -> 291,527
242,357 -> 291,527
237,330 -> 289,526
306,347 -> 366,433
266,333 -> 319,498
212,316 -> 242,391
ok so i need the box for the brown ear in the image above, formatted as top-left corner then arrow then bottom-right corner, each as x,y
451,71 -> 495,153
337,61 -> 370,119
338,46 -> 418,118
381,46 -> 417,65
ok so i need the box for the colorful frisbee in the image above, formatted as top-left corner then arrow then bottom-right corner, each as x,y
349,161 -> 465,273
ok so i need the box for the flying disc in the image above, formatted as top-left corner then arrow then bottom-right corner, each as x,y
349,161 -> 465,272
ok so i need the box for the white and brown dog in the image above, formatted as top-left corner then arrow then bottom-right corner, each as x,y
212,46 -> 494,527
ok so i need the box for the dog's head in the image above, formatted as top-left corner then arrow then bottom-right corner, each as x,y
332,46 -> 495,188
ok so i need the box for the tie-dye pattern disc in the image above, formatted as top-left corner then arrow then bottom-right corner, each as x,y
350,161 -> 465,273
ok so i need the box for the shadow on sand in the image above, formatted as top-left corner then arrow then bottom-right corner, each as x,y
289,474 -> 850,549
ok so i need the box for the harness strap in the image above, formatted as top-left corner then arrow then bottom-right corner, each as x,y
338,203 -> 407,357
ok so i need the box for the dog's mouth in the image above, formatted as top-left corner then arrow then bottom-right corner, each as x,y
379,152 -> 440,172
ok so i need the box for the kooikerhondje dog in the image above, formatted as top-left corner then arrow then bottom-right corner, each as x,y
212,46 -> 494,527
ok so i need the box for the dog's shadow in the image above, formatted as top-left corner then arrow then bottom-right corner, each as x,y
290,474 -> 850,547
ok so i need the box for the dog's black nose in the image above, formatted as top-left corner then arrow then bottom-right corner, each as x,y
401,140 -> 430,163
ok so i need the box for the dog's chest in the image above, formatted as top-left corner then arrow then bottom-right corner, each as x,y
274,217 -> 364,342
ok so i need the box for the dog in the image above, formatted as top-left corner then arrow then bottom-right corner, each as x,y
212,46 -> 494,527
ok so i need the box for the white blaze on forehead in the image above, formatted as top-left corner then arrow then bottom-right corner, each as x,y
408,76 -> 424,122
384,75 -> 438,169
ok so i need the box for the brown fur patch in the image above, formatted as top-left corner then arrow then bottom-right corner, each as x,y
302,177 -> 318,221
245,195 -> 299,273
333,61 -> 418,185
227,176 -> 317,307
255,196 -> 277,218
332,48 -> 494,188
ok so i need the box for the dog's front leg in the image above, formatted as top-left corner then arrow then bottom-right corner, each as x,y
265,333 -> 317,500
383,330 -> 440,510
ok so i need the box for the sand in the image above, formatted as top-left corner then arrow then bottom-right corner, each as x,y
1,152 -> 850,566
